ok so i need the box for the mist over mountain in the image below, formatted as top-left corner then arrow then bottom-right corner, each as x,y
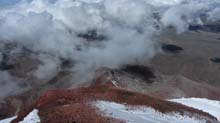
0,0 -> 220,82
0,0 -> 220,123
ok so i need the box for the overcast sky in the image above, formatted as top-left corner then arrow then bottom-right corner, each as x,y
0,0 -> 58,6
0,0 -> 19,6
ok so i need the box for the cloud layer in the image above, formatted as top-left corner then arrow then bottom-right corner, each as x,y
0,0 -> 220,84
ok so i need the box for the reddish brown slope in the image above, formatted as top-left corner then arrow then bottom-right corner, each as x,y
10,81 -> 218,123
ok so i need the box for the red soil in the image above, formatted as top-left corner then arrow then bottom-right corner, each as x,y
11,82 -> 218,123
0,98 -> 17,120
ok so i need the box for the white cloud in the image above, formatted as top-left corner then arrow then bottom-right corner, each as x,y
0,71 -> 26,99
0,0 -> 220,82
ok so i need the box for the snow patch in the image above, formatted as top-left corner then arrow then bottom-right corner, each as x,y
95,101 -> 207,123
0,109 -> 40,123
171,98 -> 220,121
0,116 -> 16,123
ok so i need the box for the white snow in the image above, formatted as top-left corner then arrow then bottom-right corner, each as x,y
0,109 -> 40,123
95,101 -> 208,123
1,99 -> 219,123
0,117 -> 16,123
171,98 -> 220,121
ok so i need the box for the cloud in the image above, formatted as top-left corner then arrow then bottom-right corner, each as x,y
0,52 -> 2,63
161,0 -> 220,33
34,54 -> 61,81
0,0 -> 219,83
0,71 -> 26,99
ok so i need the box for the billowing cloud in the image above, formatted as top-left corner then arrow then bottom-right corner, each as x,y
0,0 -> 219,83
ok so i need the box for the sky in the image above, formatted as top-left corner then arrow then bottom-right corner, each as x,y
0,0 -> 58,6
0,0 -> 19,6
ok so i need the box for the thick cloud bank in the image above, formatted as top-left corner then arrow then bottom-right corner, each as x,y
0,0 -> 220,82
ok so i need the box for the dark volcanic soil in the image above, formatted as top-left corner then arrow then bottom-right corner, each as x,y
152,31 -> 220,87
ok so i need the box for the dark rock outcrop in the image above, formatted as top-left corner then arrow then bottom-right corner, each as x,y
77,30 -> 106,41
121,65 -> 155,82
189,24 -> 220,33
162,44 -> 184,53
210,57 -> 220,64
